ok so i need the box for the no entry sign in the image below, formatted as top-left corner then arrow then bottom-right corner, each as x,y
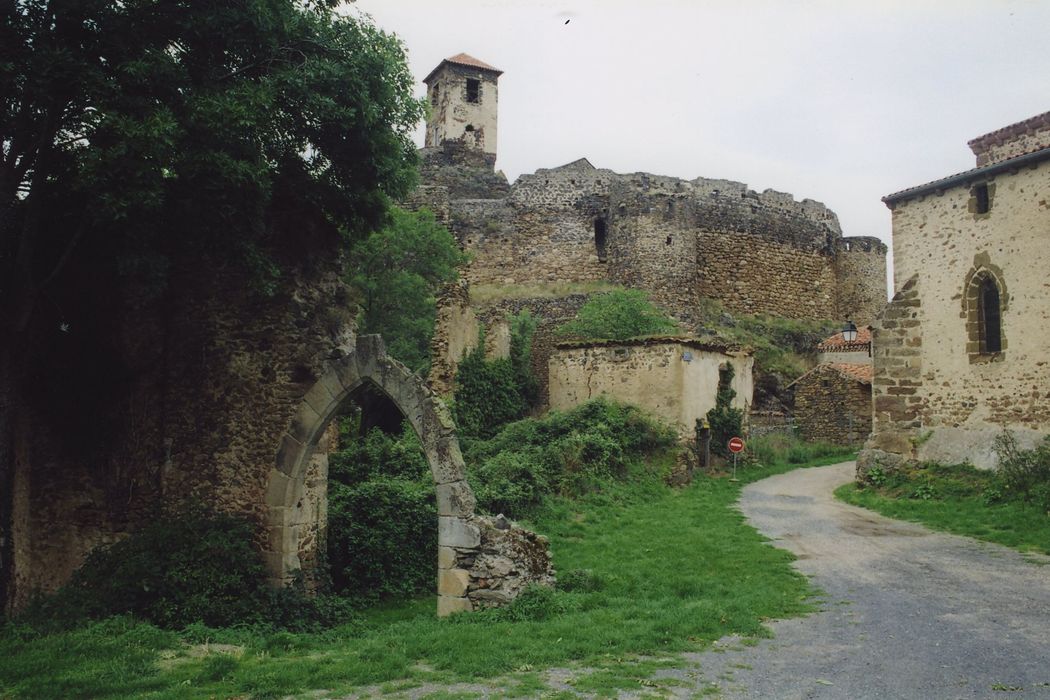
728,436 -> 745,454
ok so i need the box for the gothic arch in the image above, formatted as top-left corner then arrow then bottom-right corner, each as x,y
962,259 -> 1008,361
264,335 -> 478,613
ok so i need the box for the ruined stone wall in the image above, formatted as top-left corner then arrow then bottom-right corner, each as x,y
425,63 -> 499,159
794,367 -> 872,446
548,339 -> 753,438
9,232 -> 353,608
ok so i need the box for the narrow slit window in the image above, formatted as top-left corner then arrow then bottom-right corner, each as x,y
979,276 -> 1001,353
466,78 -> 480,103
974,183 -> 990,214
431,85 -> 439,106
594,218 -> 607,262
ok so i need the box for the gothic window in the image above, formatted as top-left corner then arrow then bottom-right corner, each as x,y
466,78 -> 480,103
964,267 -> 1006,362
978,276 -> 1001,353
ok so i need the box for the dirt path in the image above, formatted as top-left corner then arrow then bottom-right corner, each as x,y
670,461 -> 1050,699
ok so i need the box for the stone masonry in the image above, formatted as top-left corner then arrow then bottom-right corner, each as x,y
860,109 -> 1050,473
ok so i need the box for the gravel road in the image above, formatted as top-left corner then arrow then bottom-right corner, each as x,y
674,461 -> 1050,699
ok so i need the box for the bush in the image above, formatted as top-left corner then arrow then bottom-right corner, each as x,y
706,364 -> 744,458
995,432 -> 1050,512
19,506 -> 352,632
326,424 -> 436,602
464,398 -> 677,517
556,289 -> 679,341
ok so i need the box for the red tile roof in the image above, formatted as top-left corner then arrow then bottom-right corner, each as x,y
882,145 -> 1050,205
423,53 -> 503,84
786,362 -> 873,389
827,362 -> 873,385
817,327 -> 872,351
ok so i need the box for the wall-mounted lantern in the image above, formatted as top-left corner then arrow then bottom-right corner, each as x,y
842,319 -> 859,343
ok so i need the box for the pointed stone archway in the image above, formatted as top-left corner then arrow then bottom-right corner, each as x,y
265,335 -> 480,615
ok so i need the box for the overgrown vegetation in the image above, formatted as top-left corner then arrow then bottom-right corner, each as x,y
347,207 -> 467,373
469,280 -> 623,304
838,434 -> 1050,555
453,313 -> 538,439
0,441 -> 846,700
556,289 -> 679,341
15,508 -> 353,634
706,364 -> 745,458
463,398 -> 678,518
326,422 -> 435,603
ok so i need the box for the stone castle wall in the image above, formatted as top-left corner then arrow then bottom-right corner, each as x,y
420,152 -> 888,330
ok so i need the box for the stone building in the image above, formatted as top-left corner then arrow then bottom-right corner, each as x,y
790,328 -> 873,445
548,338 -> 753,439
860,110 -> 1050,472
414,54 -> 888,403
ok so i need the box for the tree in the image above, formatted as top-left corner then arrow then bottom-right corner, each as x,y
556,289 -> 679,341
347,207 -> 467,373
0,0 -> 424,605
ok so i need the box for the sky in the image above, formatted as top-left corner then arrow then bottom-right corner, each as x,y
350,0 -> 1050,291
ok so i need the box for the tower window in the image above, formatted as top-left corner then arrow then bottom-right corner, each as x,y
973,183 -> 990,214
466,78 -> 480,103
431,85 -> 439,106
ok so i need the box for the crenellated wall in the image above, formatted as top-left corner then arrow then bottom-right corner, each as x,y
419,151 -> 887,332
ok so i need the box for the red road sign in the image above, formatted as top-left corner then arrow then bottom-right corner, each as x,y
728,437 -> 745,454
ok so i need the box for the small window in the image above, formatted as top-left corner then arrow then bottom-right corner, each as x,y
978,276 -> 1001,353
466,78 -> 480,103
974,183 -> 990,214
464,124 -> 474,132
431,85 -> 439,106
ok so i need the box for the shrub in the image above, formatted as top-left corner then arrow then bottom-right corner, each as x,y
464,398 -> 677,517
995,432 -> 1050,512
556,289 -> 679,341
326,477 -> 436,601
706,364 -> 744,458
326,424 -> 436,602
19,506 -> 352,632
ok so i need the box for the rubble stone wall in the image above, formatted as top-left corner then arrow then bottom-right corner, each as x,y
793,367 -> 872,446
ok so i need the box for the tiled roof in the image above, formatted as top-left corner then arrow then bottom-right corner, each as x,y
828,363 -> 873,384
787,362 -> 873,389
423,53 -> 503,84
817,327 -> 872,351
968,110 -> 1050,154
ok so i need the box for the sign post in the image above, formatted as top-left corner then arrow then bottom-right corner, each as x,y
728,436 -> 745,481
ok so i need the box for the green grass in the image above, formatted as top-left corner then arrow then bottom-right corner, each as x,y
836,461 -> 1050,555
0,452 -> 852,699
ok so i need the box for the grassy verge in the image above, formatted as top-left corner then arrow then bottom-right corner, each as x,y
836,461 -> 1050,556
0,446 -> 851,699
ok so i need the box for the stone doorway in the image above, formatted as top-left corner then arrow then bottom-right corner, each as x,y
264,335 -> 480,615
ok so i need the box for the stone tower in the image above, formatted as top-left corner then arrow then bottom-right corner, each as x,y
423,53 -> 502,167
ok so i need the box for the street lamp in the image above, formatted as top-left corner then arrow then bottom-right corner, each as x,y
842,319 -> 859,343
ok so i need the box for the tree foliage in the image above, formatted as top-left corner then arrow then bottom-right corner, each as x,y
706,364 -> 745,458
348,207 -> 467,373
556,290 -> 679,341
2,0 -> 424,317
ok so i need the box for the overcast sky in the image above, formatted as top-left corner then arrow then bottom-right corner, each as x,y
351,0 -> 1050,289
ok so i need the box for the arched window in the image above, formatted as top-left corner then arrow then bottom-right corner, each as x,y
964,266 -> 1006,362
978,276 -> 1001,353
